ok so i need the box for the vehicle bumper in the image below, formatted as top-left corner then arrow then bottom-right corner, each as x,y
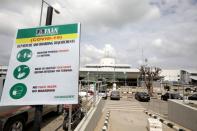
102,95 -> 107,99
110,97 -> 120,100
139,97 -> 150,102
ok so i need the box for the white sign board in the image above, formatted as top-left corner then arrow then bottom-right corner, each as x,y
0,23 -> 80,105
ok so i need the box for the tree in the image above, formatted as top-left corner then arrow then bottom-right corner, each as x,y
139,65 -> 161,96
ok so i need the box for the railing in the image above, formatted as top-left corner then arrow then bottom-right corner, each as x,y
60,93 -> 101,131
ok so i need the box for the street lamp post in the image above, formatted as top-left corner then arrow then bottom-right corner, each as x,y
113,66 -> 115,83
86,72 -> 89,101
39,0 -> 44,26
124,72 -> 127,87
39,0 -> 60,26
34,1 -> 60,131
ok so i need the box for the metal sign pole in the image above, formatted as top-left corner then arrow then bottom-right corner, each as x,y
33,105 -> 43,131
68,105 -> 72,131
183,83 -> 185,103
34,5 -> 54,131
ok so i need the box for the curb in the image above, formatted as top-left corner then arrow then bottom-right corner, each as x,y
102,111 -> 110,131
144,111 -> 186,131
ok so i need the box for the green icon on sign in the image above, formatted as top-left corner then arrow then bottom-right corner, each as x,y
17,49 -> 32,62
13,65 -> 30,80
9,83 -> 27,99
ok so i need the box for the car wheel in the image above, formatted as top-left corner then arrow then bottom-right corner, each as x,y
56,105 -> 63,115
4,116 -> 25,131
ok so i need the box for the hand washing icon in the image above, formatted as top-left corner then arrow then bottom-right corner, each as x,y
13,65 -> 30,80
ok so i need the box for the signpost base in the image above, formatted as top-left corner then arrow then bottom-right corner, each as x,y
34,105 -> 43,131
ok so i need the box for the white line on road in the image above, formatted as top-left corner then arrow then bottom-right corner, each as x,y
109,109 -> 145,112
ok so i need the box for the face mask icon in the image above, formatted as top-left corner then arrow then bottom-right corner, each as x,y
12,90 -> 17,96
10,83 -> 27,99
12,86 -> 23,96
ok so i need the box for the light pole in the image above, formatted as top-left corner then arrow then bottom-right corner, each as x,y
34,1 -> 60,131
39,0 -> 60,26
86,72 -> 89,101
124,72 -> 127,87
124,72 -> 128,93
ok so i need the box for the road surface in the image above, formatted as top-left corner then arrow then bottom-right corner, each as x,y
139,98 -> 168,118
95,96 -> 173,131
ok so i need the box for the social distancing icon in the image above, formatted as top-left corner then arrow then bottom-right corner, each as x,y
17,49 -> 32,62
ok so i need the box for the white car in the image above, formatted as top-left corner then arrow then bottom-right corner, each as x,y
99,90 -> 107,99
79,91 -> 87,97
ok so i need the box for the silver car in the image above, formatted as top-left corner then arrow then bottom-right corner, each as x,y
110,91 -> 120,100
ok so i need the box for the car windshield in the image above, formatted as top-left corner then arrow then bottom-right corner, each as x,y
111,91 -> 119,95
172,93 -> 181,98
192,94 -> 197,97
140,92 -> 148,96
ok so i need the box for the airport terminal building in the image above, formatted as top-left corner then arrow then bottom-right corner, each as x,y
1,58 -> 197,87
79,56 -> 140,87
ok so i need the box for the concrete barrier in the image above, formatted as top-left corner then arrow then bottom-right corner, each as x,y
102,111 -> 110,131
168,100 -> 197,131
74,97 -> 105,131
144,111 -> 186,131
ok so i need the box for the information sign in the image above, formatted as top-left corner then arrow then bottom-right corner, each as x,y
0,23 -> 80,105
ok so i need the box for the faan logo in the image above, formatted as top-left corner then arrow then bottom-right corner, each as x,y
36,28 -> 58,36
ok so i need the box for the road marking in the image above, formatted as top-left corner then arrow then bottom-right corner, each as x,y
109,109 -> 145,112
107,107 -> 145,109
106,104 -> 143,107
104,100 -> 146,112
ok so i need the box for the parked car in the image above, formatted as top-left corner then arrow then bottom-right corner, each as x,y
188,94 -> 197,100
87,90 -> 94,96
135,92 -> 150,102
110,91 -> 120,100
0,105 -> 63,131
161,93 -> 183,101
79,91 -> 87,97
0,77 -> 63,131
99,90 -> 107,99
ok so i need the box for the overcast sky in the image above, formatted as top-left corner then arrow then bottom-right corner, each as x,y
0,0 -> 197,69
